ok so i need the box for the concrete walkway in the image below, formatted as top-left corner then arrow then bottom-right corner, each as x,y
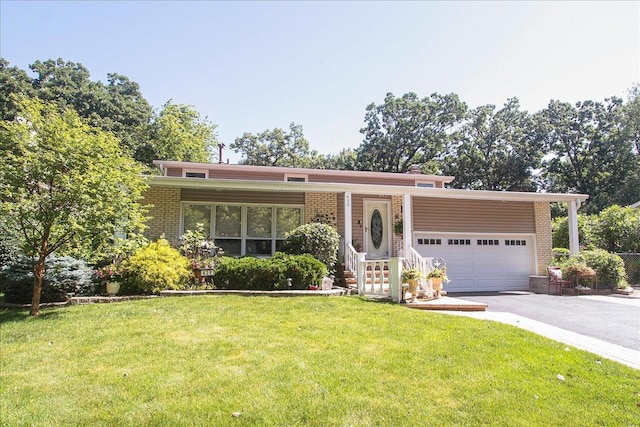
438,296 -> 640,370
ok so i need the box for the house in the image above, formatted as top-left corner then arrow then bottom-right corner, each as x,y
143,160 -> 588,294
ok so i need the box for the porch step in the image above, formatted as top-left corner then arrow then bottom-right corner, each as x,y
403,296 -> 487,312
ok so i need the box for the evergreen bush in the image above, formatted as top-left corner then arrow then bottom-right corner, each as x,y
213,253 -> 326,291
1,255 -> 92,303
123,239 -> 192,294
281,223 -> 340,269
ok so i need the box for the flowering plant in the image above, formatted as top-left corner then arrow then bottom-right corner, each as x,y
427,267 -> 450,283
190,258 -> 216,270
94,264 -> 123,282
401,268 -> 423,282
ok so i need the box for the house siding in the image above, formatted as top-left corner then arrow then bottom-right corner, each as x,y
180,189 -> 304,205
534,202 -> 552,275
411,197 -> 535,233
144,186 -> 181,245
167,168 -> 182,177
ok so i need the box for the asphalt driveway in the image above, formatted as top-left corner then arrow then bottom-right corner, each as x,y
449,292 -> 640,351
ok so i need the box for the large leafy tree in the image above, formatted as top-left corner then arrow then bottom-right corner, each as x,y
539,97 -> 635,213
1,58 -> 154,159
613,85 -> 640,206
443,98 -> 543,191
356,92 -> 467,173
231,122 -> 324,168
141,100 -> 219,164
0,98 -> 148,315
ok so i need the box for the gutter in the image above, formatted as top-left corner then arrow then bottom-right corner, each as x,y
146,175 -> 589,204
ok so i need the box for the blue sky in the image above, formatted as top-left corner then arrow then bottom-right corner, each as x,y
1,1 -> 638,163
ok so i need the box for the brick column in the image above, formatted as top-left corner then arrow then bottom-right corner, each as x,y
143,186 -> 182,245
304,192 -> 338,229
534,202 -> 552,275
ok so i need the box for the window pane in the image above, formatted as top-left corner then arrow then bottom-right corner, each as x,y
276,208 -> 302,238
215,206 -> 241,238
216,239 -> 241,256
247,207 -> 272,238
246,240 -> 272,256
183,204 -> 211,235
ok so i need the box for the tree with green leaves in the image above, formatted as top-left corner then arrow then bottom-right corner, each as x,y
231,122 -> 324,168
0,97 -> 148,315
141,100 -> 218,164
443,98 -> 543,191
539,97 -> 635,213
0,58 -> 154,160
356,92 -> 467,173
323,148 -> 357,170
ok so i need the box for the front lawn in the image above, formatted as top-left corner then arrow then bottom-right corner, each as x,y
1,296 -> 638,426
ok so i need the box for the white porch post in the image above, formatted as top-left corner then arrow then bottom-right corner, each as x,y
388,257 -> 403,303
344,192 -> 352,251
568,199 -> 580,254
402,193 -> 412,257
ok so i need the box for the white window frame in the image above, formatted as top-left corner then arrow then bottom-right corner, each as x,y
284,174 -> 308,182
180,202 -> 304,257
183,169 -> 209,178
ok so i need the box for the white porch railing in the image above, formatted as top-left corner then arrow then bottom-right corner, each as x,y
406,247 -> 434,277
349,247 -> 435,302
357,258 -> 389,296
345,243 -> 359,277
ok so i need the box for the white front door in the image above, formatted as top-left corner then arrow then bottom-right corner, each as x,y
364,199 -> 391,259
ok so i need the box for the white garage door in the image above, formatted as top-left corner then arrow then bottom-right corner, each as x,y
414,233 -> 535,292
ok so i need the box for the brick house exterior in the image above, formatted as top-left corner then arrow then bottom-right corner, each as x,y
142,160 -> 588,293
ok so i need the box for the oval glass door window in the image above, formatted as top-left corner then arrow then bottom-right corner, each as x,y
370,209 -> 383,249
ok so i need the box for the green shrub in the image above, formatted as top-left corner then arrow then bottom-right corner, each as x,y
1,255 -> 92,303
559,249 -> 628,289
552,215 -> 596,250
552,247 -> 571,262
593,205 -> 640,252
213,253 -> 326,291
124,239 -> 192,294
281,223 -> 340,269
0,218 -> 20,280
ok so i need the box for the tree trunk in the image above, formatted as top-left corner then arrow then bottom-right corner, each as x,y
29,255 -> 46,316
29,231 -> 51,317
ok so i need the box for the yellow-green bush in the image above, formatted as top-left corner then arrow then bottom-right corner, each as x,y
124,239 -> 191,294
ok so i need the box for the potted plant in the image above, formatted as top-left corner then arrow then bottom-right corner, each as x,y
393,219 -> 403,236
94,263 -> 123,296
427,267 -> 449,291
402,267 -> 422,302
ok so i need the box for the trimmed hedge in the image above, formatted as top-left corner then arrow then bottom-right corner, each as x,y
1,255 -> 92,303
213,252 -> 327,291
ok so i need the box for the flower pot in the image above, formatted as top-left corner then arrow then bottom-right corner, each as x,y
431,277 -> 443,291
106,281 -> 120,297
407,279 -> 419,302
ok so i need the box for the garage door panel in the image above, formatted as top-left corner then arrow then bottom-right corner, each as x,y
414,233 -> 533,292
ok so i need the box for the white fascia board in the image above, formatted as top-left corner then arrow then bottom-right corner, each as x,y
146,176 -> 589,204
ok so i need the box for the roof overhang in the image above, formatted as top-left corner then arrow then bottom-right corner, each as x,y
152,160 -> 455,185
146,175 -> 589,204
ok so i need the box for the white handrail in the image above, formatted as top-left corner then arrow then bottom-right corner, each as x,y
407,247 -> 434,275
345,244 -> 358,276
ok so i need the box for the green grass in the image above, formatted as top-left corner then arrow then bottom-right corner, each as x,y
1,296 -> 639,426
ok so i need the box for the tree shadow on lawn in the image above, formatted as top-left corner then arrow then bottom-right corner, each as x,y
0,306 -> 63,323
